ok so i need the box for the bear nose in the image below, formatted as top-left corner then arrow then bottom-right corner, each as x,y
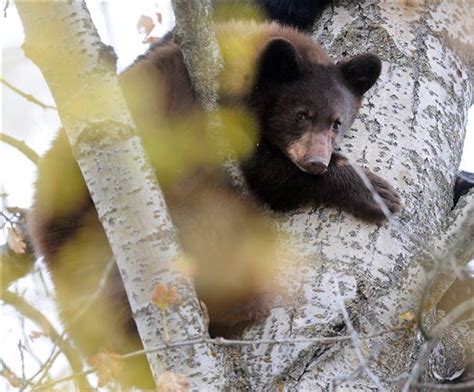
304,158 -> 328,175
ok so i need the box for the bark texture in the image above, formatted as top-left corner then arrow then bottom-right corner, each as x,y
171,0 -> 223,110
15,2 -> 223,388
221,1 -> 473,390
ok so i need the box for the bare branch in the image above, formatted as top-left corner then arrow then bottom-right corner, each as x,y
2,290 -> 90,390
1,78 -> 57,111
35,326 -> 408,390
3,0 -> 9,18
171,0 -> 223,110
32,369 -> 95,391
1,132 -> 39,164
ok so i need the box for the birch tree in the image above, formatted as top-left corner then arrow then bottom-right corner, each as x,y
8,0 -> 474,390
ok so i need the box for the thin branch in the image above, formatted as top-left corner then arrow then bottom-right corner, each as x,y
31,349 -> 62,390
123,326 -> 408,361
32,369 -> 95,391
17,341 -> 26,381
2,290 -> 90,391
22,345 -> 58,389
334,276 -> 386,391
171,0 -> 222,110
1,359 -> 33,389
35,327 -> 408,390
3,0 -> 9,17
1,78 -> 57,111
1,132 -> 39,164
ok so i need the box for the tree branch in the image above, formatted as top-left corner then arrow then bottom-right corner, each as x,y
1,132 -> 39,164
171,0 -> 223,110
2,290 -> 90,390
1,78 -> 57,111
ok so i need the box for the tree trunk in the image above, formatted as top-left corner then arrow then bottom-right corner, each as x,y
224,1 -> 473,390
15,1 -> 223,388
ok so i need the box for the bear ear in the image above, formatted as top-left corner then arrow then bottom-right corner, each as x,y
256,38 -> 302,84
338,53 -> 381,96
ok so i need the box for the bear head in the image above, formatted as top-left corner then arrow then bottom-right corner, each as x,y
249,38 -> 381,175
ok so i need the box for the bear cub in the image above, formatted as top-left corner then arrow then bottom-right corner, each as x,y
242,36 -> 401,220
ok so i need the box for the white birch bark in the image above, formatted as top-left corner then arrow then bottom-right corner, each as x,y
171,0 -> 223,110
15,1 -> 224,388
223,1 -> 473,390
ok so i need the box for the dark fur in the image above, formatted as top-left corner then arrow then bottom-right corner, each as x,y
30,21 -> 400,387
453,171 -> 474,208
213,0 -> 332,30
258,0 -> 331,30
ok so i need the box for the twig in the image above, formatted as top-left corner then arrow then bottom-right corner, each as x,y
36,327 -> 408,390
1,78 -> 57,111
1,359 -> 33,389
31,349 -> 62,390
2,290 -> 90,391
3,0 -> 9,17
17,341 -> 26,381
1,132 -> 39,164
333,276 -> 386,391
32,368 -> 95,391
122,326 -> 408,361
22,345 -> 58,389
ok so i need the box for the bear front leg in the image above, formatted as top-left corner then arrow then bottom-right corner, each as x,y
319,153 -> 401,223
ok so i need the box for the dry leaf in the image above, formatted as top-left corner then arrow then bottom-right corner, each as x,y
152,284 -> 181,310
29,331 -> 48,341
1,368 -> 22,388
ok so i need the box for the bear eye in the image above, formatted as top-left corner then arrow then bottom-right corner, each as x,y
333,119 -> 342,131
296,111 -> 309,122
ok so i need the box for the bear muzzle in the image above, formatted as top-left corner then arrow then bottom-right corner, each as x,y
301,157 -> 329,175
288,130 -> 333,175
